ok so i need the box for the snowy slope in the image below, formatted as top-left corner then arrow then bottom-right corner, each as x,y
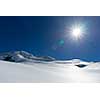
0,51 -> 100,83
0,59 -> 100,82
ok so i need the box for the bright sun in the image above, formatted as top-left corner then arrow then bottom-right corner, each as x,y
68,23 -> 86,41
72,27 -> 82,39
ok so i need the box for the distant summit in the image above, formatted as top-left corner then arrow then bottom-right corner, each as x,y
0,51 -> 55,63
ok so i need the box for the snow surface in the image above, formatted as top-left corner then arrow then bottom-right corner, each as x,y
0,51 -> 100,83
0,59 -> 100,83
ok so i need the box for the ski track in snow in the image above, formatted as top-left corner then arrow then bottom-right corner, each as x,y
0,60 -> 100,82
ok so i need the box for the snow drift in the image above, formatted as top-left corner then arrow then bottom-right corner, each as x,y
0,51 -> 100,83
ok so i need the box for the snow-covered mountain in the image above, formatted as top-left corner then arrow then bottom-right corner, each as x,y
0,51 -> 100,83
0,51 -> 55,63
0,51 -> 90,68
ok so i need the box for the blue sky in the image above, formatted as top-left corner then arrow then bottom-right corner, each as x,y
0,16 -> 100,61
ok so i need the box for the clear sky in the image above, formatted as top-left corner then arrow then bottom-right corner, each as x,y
0,16 -> 100,61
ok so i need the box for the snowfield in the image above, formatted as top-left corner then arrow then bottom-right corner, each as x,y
0,51 -> 100,83
0,60 -> 100,83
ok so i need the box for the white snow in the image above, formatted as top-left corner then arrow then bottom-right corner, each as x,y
0,59 -> 100,83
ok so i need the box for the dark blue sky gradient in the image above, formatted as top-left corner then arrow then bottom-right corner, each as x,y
0,16 -> 100,61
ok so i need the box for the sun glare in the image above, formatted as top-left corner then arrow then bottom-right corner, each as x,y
69,23 -> 85,41
72,27 -> 82,38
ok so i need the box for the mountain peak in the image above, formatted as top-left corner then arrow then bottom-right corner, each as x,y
0,51 -> 55,63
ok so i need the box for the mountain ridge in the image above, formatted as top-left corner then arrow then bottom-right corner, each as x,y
0,51 -> 55,63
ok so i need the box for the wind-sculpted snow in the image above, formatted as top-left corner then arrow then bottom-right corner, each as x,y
0,51 -> 99,82
0,60 -> 100,82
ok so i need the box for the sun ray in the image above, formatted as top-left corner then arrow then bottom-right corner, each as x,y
69,23 -> 85,41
